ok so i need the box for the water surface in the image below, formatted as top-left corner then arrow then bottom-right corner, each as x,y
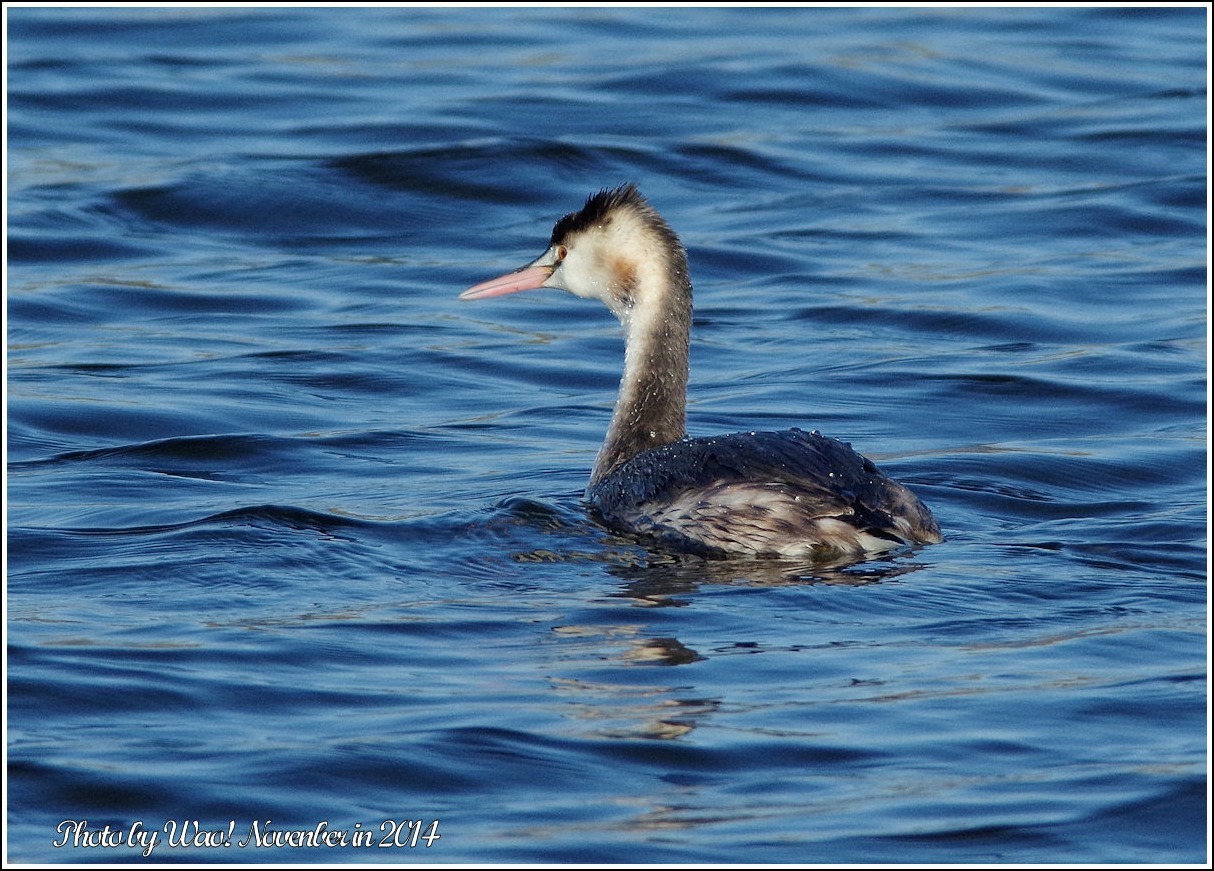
6,6 -> 1208,864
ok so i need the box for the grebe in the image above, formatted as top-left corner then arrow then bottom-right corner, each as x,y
460,184 -> 940,561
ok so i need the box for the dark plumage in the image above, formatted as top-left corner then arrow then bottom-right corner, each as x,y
588,429 -> 938,560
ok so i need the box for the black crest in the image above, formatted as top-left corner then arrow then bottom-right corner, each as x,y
549,183 -> 649,245
548,184 -> 685,276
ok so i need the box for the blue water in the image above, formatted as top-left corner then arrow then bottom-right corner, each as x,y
6,6 -> 1208,864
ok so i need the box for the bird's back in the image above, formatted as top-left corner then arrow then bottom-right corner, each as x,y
586,428 -> 940,560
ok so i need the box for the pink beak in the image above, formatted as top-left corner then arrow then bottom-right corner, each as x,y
459,264 -> 554,300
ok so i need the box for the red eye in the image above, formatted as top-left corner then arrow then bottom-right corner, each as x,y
556,245 -> 568,261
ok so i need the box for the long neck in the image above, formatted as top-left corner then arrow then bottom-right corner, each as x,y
589,265 -> 691,486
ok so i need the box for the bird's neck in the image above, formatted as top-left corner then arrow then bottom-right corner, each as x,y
589,265 -> 691,486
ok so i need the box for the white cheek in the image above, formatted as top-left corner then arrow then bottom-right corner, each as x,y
559,256 -> 610,302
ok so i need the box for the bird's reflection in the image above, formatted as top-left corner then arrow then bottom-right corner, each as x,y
601,542 -> 933,605
513,522 -> 932,740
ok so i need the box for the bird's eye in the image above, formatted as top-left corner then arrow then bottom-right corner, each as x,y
555,245 -> 568,261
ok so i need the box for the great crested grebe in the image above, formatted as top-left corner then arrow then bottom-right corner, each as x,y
460,184 -> 940,561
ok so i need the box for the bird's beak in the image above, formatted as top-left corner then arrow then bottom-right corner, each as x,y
460,262 -> 554,300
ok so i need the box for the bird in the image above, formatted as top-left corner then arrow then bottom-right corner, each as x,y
460,184 -> 940,562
